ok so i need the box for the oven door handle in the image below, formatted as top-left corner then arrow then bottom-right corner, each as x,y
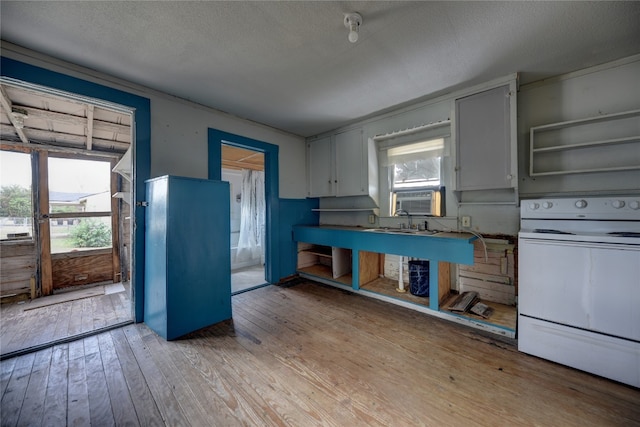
519,238 -> 640,251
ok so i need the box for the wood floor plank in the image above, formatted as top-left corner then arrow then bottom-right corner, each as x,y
186,324 -> 341,426
16,347 -> 53,426
42,345 -> 69,427
0,357 -> 17,398
89,294 -> 106,330
67,342 -> 90,427
97,332 -> 140,426
233,301 -> 404,425
84,341 -> 115,426
122,324 -> 190,426
0,352 -> 36,426
175,330 -> 306,426
141,329 -> 213,426
165,339 -> 246,426
51,299 -> 73,341
110,328 -> 164,426
26,306 -> 58,349
80,298 -> 94,334
66,299 -> 85,337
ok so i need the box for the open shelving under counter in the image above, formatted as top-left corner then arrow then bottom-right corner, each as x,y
293,225 -> 516,338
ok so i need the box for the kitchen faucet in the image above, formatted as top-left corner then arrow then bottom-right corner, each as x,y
394,208 -> 413,229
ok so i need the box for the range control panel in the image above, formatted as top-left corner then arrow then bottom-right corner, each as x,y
521,196 -> 640,220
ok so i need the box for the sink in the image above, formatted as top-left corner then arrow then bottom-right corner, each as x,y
364,228 -> 439,236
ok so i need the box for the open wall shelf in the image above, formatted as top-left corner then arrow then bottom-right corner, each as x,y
529,109 -> 640,176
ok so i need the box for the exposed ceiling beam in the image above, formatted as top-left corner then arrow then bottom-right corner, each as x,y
86,104 -> 94,150
1,141 -> 122,159
0,124 -> 129,152
0,85 -> 30,144
221,159 -> 264,171
12,105 -> 130,135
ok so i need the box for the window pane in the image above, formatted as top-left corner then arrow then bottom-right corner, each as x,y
48,157 -> 112,213
0,151 -> 33,240
393,157 -> 441,189
50,216 -> 112,254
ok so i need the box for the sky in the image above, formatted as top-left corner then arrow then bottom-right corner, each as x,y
0,150 -> 110,194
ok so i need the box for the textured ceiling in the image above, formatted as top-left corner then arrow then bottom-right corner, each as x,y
1,1 -> 639,137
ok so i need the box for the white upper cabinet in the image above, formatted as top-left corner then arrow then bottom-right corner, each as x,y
307,136 -> 333,197
455,83 -> 517,191
334,128 -> 366,197
307,127 -> 377,199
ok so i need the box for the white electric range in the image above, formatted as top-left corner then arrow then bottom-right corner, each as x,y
518,196 -> 640,387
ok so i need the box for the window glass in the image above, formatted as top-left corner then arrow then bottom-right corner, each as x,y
389,138 -> 443,190
50,216 -> 112,254
48,157 -> 112,213
0,151 -> 33,240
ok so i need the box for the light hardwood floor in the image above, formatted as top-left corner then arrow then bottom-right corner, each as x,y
0,283 -> 131,357
1,281 -> 639,426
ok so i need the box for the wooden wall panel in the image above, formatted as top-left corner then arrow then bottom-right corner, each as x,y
438,261 -> 451,304
358,251 -> 380,286
0,242 -> 36,299
51,250 -> 113,289
37,151 -> 53,296
459,240 -> 516,305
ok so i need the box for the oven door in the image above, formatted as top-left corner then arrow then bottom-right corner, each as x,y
518,236 -> 640,341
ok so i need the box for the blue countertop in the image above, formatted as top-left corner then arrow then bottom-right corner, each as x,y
293,225 -> 477,265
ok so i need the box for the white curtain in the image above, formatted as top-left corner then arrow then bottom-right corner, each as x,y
236,169 -> 265,263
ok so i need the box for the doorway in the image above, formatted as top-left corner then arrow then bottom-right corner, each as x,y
208,128 -> 281,285
47,155 -> 118,290
0,78 -> 136,357
221,144 -> 266,293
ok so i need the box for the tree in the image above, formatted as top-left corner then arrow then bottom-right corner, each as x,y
0,185 -> 32,218
70,219 -> 111,248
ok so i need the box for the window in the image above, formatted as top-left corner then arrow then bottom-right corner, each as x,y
388,138 -> 444,190
0,150 -> 33,240
48,156 -> 113,253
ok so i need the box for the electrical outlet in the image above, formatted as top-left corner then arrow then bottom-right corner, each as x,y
368,214 -> 375,224
461,215 -> 471,227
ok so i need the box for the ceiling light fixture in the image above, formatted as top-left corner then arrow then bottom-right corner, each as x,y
344,12 -> 362,43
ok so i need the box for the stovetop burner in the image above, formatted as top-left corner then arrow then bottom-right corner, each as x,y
608,231 -> 640,238
534,229 -> 575,235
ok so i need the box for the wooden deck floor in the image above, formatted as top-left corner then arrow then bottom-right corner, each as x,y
1,281 -> 639,426
0,283 -> 131,357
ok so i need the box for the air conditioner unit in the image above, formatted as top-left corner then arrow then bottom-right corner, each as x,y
394,187 -> 445,217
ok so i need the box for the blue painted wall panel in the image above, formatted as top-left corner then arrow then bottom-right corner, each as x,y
278,198 -> 319,279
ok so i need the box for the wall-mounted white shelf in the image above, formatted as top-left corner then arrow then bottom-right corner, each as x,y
530,109 -> 640,176
312,208 -> 380,215
112,192 -> 131,204
112,147 -> 132,182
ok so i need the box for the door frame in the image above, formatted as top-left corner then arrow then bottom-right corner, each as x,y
44,153 -> 121,291
208,129 -> 281,283
1,57 -> 151,322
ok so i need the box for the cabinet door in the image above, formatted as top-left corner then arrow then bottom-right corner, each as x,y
307,136 -> 334,197
334,128 -> 365,196
331,247 -> 351,279
455,84 -> 514,191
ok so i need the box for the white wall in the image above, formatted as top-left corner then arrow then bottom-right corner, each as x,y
518,55 -> 640,197
1,42 -> 307,199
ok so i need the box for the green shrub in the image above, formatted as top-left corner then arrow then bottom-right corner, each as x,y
71,219 -> 111,248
